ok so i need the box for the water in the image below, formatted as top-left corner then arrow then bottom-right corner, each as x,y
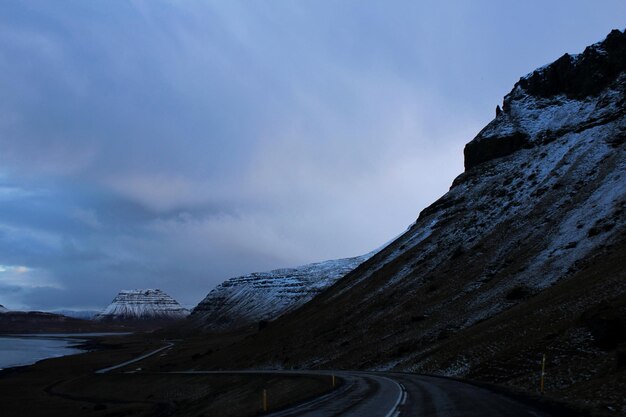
9,332 -> 132,338
0,335 -> 86,370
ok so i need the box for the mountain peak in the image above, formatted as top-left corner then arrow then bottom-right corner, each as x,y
463,29 -> 625,171
516,28 -> 626,99
95,288 -> 189,321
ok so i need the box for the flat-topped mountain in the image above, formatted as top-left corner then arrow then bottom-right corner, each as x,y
95,289 -> 189,321
190,254 -> 371,330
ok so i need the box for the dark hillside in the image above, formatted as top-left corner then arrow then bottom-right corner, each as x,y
189,30 -> 626,415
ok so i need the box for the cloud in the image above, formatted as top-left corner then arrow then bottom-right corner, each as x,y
0,264 -> 64,309
102,173 -> 247,214
71,208 -> 102,229
0,264 -> 59,287
0,1 -> 625,310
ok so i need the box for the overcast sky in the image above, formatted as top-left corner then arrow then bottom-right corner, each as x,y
0,1 -> 624,311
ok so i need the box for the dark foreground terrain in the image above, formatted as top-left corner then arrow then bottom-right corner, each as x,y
0,332 -> 593,417
0,333 -> 334,417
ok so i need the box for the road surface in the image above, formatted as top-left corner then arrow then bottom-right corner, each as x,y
176,370 -> 553,417
96,346 -> 557,416
95,341 -> 174,374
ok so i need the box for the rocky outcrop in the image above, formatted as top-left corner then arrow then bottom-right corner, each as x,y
190,254 -> 371,330
95,289 -> 189,321
464,28 -> 626,170
464,130 -> 530,171
518,29 -> 626,99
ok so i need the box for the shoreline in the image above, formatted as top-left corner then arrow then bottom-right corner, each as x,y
0,332 -> 131,374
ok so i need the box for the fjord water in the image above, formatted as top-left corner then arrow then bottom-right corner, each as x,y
0,336 -> 84,370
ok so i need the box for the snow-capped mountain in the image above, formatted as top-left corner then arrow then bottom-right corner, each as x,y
0,305 -> 7,313
190,253 -> 372,330
196,30 -> 626,413
95,289 -> 189,321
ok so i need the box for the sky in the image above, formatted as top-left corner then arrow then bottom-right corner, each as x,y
0,1 -> 624,311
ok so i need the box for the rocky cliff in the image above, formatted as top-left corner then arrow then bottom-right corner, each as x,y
464,29 -> 625,170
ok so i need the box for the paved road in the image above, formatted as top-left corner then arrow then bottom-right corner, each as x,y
95,345 -> 554,416
95,341 -> 174,374
176,370 -> 552,417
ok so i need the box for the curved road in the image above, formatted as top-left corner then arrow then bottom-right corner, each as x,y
176,370 -> 552,417
95,341 -> 175,374
96,344 -> 555,416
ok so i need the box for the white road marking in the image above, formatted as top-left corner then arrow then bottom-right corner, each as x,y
382,377 -> 404,417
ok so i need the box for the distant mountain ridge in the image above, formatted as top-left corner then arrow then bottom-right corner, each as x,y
190,253 -> 372,330
0,310 -> 129,334
95,289 -> 189,321
51,310 -> 99,320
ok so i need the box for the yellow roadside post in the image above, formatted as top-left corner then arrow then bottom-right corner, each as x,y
332,374 -> 336,388
263,389 -> 268,412
540,353 -> 546,395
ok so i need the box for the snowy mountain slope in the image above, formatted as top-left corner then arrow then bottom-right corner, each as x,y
190,253 -> 371,330
194,30 -> 626,414
0,305 -> 7,313
95,289 -> 189,321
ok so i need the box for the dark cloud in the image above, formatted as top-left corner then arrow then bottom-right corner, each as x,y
0,1 -> 624,310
